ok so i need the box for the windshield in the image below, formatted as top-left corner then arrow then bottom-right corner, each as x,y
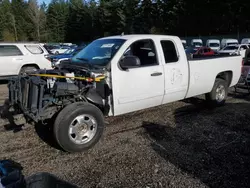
209,43 -> 220,47
227,42 -> 238,46
71,39 -> 126,66
224,46 -> 238,50
64,49 -> 75,54
193,42 -> 202,47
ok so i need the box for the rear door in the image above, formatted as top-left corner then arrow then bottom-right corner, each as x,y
159,39 -> 189,104
24,44 -> 51,69
0,45 -> 24,76
111,39 -> 165,116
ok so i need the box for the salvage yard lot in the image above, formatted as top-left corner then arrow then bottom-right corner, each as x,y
0,83 -> 250,188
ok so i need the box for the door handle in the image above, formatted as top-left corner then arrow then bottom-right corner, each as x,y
13,58 -> 23,61
151,72 -> 162,76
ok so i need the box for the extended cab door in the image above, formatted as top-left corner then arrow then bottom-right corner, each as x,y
111,39 -> 165,116
159,39 -> 189,104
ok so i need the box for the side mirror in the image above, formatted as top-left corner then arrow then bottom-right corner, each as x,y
119,55 -> 141,70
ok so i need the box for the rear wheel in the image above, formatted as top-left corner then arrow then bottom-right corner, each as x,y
53,102 -> 104,152
205,78 -> 228,106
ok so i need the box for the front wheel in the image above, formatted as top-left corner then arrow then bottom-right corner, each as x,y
205,78 -> 228,107
53,102 -> 105,152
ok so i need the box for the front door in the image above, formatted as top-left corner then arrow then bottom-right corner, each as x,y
111,39 -> 165,116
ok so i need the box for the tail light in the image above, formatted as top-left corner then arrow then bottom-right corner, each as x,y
44,55 -> 52,62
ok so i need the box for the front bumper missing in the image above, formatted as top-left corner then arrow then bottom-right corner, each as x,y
8,76 -> 47,122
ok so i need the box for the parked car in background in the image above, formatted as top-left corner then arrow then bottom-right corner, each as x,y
218,44 -> 249,57
241,48 -> 250,83
221,38 -> 239,48
50,45 -> 86,67
186,46 -> 215,59
50,46 -> 71,54
193,47 -> 215,57
241,38 -> 250,44
206,39 -> 220,51
0,43 -> 51,79
43,44 -> 61,54
191,39 -> 203,49
185,46 -> 197,58
181,40 -> 187,49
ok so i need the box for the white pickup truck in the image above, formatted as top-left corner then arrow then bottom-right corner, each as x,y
1,34 -> 242,152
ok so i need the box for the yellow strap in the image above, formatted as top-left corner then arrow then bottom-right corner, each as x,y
29,74 -> 105,82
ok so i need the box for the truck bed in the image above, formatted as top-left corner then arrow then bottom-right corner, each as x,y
185,55 -> 242,98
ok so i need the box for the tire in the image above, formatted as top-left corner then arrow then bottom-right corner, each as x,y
19,66 -> 38,75
205,78 -> 228,107
53,102 -> 105,152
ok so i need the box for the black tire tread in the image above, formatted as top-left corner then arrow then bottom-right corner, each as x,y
205,78 -> 228,107
53,102 -> 104,152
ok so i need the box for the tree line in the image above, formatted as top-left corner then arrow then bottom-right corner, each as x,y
0,0 -> 249,43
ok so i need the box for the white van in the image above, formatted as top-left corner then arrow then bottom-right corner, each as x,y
241,38 -> 250,44
191,39 -> 203,48
206,39 -> 220,51
221,39 -> 238,48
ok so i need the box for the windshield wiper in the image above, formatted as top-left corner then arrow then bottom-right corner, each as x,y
76,58 -> 89,62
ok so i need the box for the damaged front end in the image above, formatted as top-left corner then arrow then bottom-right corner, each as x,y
4,64 -> 111,124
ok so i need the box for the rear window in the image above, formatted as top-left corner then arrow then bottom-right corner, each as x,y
160,40 -> 179,63
0,45 -> 23,56
25,45 -> 44,54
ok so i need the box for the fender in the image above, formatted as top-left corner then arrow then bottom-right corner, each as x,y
85,88 -> 103,106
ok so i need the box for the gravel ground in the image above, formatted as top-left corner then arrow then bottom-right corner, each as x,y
0,83 -> 250,188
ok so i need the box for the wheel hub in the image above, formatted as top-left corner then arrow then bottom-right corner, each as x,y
68,114 -> 97,145
216,85 -> 225,102
78,124 -> 88,134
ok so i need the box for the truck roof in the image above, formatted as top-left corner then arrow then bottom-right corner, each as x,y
98,34 -> 180,41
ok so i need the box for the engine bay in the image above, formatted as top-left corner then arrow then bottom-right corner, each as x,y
8,62 -> 111,122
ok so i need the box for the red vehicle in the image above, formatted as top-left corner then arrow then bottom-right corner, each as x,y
194,47 -> 215,56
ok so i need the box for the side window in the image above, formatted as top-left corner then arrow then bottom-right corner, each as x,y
0,45 -> 23,56
123,39 -> 158,66
25,45 -> 44,54
160,40 -> 178,63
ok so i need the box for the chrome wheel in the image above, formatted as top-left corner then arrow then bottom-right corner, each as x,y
215,85 -> 225,102
68,114 -> 97,145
